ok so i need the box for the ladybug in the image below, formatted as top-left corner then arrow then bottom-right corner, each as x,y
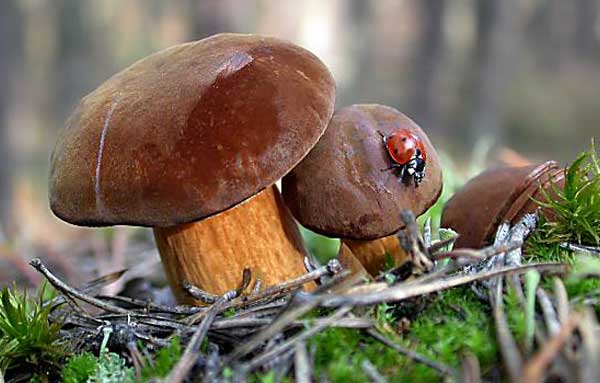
379,129 -> 427,186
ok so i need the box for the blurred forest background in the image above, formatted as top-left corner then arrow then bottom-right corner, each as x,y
0,0 -> 599,288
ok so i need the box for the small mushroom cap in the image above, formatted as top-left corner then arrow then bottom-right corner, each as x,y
282,104 -> 443,240
49,33 -> 335,227
441,161 -> 559,248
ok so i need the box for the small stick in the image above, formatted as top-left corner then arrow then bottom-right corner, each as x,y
97,295 -> 204,315
553,278 -> 569,324
294,341 -> 311,383
252,278 -> 262,293
225,273 -> 362,363
361,360 -> 387,383
183,283 -> 219,304
576,309 -> 600,383
209,316 -> 373,331
423,217 -> 432,249
427,235 -> 459,254
186,260 -> 343,325
30,258 -> 131,314
239,260 -> 342,304
184,268 -> 251,305
398,210 -> 433,273
559,242 -> 600,255
321,263 -> 568,307
433,241 -> 522,263
536,287 -> 561,337
226,292 -> 335,362
241,306 -> 353,372
165,295 -> 231,383
460,351 -> 482,383
366,329 -> 454,376
522,311 -> 583,383
490,278 -> 522,383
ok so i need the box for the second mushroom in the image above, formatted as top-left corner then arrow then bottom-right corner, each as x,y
282,104 -> 443,276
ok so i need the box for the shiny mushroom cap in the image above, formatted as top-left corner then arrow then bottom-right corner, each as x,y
441,161 -> 562,248
49,33 -> 335,227
282,104 -> 443,240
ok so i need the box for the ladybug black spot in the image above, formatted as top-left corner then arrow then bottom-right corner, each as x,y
394,149 -> 399,154
402,137 -> 407,142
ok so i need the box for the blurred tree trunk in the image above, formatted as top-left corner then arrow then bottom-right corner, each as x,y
468,0 -> 517,142
55,0 -> 93,123
527,0 -> 574,71
410,0 -> 447,135
574,0 -> 599,60
0,0 -> 22,235
345,0 -> 373,105
186,0 -> 233,39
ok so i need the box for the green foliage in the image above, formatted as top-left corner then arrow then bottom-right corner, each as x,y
375,303 -> 395,326
308,288 -> 498,382
61,352 -> 135,383
407,289 -> 497,379
62,353 -> 98,383
299,226 -> 340,264
561,257 -> 600,314
505,288 -> 526,344
89,352 -> 135,383
535,141 -> 600,246
526,141 -> 600,264
60,337 -> 181,383
139,337 -> 182,381
524,270 -> 540,353
0,283 -> 66,375
525,236 -> 575,264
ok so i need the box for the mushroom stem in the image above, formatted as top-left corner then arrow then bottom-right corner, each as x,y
337,243 -> 370,277
154,186 -> 311,304
342,235 -> 409,276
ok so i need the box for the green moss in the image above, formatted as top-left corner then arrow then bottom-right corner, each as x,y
0,283 -> 66,377
308,288 -> 499,382
139,337 -> 182,381
61,353 -> 97,383
407,289 -> 497,374
533,141 -> 600,247
505,288 -> 526,344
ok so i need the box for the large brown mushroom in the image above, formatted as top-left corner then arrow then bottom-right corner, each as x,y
282,104 -> 443,276
441,161 -> 565,248
49,34 -> 335,304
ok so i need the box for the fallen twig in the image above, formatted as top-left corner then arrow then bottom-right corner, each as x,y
30,258 -> 131,314
366,329 -> 454,376
361,359 -> 387,383
294,341 -> 311,383
321,263 -> 568,307
522,311 -> 583,383
490,278 -> 523,382
241,306 -> 353,372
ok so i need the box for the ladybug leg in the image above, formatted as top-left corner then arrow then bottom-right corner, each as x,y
377,130 -> 387,144
381,163 -> 403,172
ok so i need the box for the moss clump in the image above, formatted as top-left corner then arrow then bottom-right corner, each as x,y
527,141 -> 600,264
0,284 -> 66,379
308,287 -> 499,382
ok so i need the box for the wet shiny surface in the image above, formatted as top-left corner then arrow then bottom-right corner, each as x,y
441,161 -> 559,248
49,34 -> 335,226
282,104 -> 443,240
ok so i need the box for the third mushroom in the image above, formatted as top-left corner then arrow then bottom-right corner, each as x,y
283,104 -> 443,276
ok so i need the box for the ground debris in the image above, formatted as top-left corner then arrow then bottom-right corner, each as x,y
26,212 -> 596,382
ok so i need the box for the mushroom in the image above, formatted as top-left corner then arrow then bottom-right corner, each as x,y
282,104 -> 443,276
49,34 -> 335,303
441,161 -> 565,248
